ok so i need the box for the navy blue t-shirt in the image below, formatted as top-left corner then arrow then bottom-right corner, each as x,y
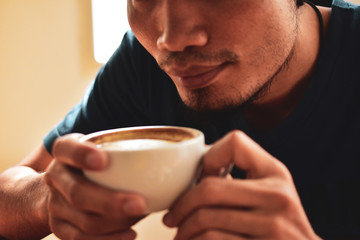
44,0 -> 360,238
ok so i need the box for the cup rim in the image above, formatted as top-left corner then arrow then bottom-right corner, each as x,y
80,125 -> 204,151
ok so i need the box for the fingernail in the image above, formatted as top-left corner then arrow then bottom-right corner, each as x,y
123,200 -> 145,216
85,152 -> 104,169
163,212 -> 175,227
120,229 -> 137,240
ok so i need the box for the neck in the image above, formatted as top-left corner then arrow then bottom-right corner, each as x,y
242,3 -> 331,132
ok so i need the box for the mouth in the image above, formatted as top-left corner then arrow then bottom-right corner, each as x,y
168,63 -> 229,90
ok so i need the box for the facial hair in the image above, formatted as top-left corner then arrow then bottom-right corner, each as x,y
158,15 -> 297,114
167,46 -> 294,115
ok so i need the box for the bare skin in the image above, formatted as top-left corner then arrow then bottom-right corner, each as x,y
0,165 -> 49,239
44,134 -> 147,239
0,0 -> 331,239
0,136 -> 148,239
164,131 -> 322,239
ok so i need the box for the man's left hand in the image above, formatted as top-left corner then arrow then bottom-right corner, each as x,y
163,130 -> 321,240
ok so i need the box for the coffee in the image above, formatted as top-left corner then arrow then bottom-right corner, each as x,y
81,126 -> 206,213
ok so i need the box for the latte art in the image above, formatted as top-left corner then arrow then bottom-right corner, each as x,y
97,139 -> 175,151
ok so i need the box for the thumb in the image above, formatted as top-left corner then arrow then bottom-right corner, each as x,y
202,130 -> 290,179
52,133 -> 109,170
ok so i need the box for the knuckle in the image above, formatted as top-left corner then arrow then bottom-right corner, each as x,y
269,183 -> 296,211
197,230 -> 221,240
50,219 -> 82,240
44,171 -> 53,186
77,214 -> 99,234
52,137 -> 66,157
44,162 -> 60,185
99,193 -> 125,216
98,194 -> 128,217
277,162 -> 293,180
53,134 -> 89,166
227,130 -> 249,155
67,182 -> 84,208
269,157 -> 293,180
199,177 -> 222,199
228,130 -> 245,146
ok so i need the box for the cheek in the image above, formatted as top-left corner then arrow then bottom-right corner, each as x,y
127,4 -> 159,57
231,13 -> 296,69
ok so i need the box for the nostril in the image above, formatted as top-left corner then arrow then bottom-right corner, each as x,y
157,29 -> 208,52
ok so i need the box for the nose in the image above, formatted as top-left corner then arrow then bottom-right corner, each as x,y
156,1 -> 208,52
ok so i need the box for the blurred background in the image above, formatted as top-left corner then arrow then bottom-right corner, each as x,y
0,1 -> 175,239
0,0 -> 100,171
1,0 -> 359,239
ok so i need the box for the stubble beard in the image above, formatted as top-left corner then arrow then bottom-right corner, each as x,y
176,1 -> 299,115
180,46 -> 295,114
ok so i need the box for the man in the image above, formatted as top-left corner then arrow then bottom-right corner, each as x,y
0,0 -> 359,239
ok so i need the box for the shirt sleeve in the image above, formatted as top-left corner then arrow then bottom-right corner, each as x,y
43,31 -> 156,154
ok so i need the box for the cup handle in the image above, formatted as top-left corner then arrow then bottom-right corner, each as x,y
193,145 -> 234,186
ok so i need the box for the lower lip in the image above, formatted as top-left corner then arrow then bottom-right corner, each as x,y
176,64 -> 228,89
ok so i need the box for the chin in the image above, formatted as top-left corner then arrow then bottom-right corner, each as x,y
180,87 -> 245,114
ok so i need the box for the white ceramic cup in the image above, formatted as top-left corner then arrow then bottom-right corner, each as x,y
81,126 -> 206,213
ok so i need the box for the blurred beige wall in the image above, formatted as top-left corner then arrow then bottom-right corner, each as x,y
0,0 -> 101,171
0,1 -> 175,239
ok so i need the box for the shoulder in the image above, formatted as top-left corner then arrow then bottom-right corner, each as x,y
330,0 -> 360,26
322,0 -> 360,50
320,0 -> 360,38
108,30 -> 154,66
99,30 -> 163,88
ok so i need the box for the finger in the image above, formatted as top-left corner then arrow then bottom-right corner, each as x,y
203,130 -> 291,179
165,176 -> 300,228
48,187 -> 142,235
174,206 -> 313,240
175,207 -> 268,240
45,161 -> 147,217
50,217 -> 137,240
189,229 -> 248,240
164,177 -> 268,227
52,133 -> 108,170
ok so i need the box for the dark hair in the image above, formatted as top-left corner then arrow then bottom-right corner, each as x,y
297,0 -> 304,6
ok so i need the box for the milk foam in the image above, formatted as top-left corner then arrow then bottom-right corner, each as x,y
97,139 -> 174,151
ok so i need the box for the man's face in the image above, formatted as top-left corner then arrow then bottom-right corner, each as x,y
127,0 -> 299,112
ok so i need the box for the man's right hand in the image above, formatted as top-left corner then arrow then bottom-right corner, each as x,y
44,134 -> 148,240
